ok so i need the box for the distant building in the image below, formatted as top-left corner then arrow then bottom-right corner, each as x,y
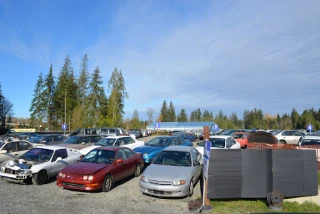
146,122 -> 215,131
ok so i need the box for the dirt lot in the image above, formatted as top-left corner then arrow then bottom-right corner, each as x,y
0,136 -> 202,214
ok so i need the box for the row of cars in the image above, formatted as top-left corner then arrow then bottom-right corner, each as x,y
0,134 -> 202,198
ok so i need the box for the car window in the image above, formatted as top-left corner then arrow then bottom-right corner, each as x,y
169,139 -> 178,146
90,136 -> 102,143
123,148 -> 135,159
226,138 -> 232,147
229,138 -> 237,145
209,138 -> 226,148
3,142 -> 18,152
294,131 -> 304,136
18,141 -> 32,151
52,149 -> 68,161
191,148 -> 201,162
116,149 -> 126,160
124,137 -> 134,145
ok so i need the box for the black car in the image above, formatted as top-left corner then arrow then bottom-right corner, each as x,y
29,134 -> 67,145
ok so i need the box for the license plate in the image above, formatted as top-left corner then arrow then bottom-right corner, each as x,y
153,190 -> 164,195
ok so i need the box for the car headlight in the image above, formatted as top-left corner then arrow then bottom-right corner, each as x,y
172,180 -> 186,186
62,174 -> 65,178
140,175 -> 149,183
88,175 -> 94,181
58,172 -> 62,177
83,175 -> 88,180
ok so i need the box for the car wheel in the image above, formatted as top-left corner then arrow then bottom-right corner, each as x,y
188,181 -> 194,197
102,175 -> 113,192
134,164 -> 141,177
280,140 -> 286,145
32,170 -> 48,185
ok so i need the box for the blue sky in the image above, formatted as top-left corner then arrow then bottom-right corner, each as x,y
0,0 -> 319,121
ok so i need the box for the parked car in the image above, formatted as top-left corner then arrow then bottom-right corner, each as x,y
127,130 -> 140,139
232,132 -> 250,148
29,134 -> 67,145
297,136 -> 320,169
173,132 -> 196,142
0,140 -> 34,163
56,147 -> 144,191
59,135 -> 102,150
133,136 -> 193,164
80,136 -> 144,155
140,129 -> 148,137
195,135 -> 241,155
218,129 -> 250,136
274,130 -> 305,145
139,146 -> 202,198
0,146 -> 82,185
69,128 -> 97,136
96,127 -> 127,137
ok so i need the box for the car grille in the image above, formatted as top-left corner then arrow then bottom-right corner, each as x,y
147,189 -> 173,195
149,179 -> 172,185
62,182 -> 85,188
5,168 -> 15,174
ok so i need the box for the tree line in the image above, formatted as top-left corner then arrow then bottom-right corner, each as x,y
155,100 -> 320,131
29,54 -> 128,131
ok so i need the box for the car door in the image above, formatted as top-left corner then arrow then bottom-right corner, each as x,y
294,131 -> 304,144
123,148 -> 137,176
49,149 -> 69,176
123,137 -> 136,149
113,149 -> 128,182
191,148 -> 202,182
229,137 -> 240,149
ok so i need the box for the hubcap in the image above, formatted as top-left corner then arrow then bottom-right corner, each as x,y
136,166 -> 140,175
105,178 -> 111,188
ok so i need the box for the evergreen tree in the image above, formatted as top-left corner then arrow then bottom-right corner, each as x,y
130,109 -> 141,129
87,66 -> 107,128
291,108 -> 300,129
159,100 -> 168,122
107,67 -> 128,126
43,64 -> 55,130
29,73 -> 46,128
177,109 -> 188,122
168,101 -> 176,122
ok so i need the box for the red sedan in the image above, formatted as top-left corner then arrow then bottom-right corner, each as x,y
56,147 -> 144,192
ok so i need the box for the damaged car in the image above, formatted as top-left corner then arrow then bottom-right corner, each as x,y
0,146 -> 82,185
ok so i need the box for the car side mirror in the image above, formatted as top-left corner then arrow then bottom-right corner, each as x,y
193,161 -> 200,166
81,142 -> 86,145
0,150 -> 7,154
116,159 -> 123,164
56,157 -> 63,162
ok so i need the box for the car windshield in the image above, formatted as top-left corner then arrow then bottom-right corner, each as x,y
153,151 -> 191,166
81,149 -> 116,164
301,139 -> 320,146
96,138 -> 116,146
199,138 -> 226,148
29,136 -> 46,143
63,137 -> 81,144
20,148 -> 54,162
145,138 -> 169,147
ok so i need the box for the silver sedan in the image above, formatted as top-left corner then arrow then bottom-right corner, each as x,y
139,146 -> 203,198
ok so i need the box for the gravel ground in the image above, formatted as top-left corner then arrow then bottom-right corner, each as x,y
0,135 -> 202,214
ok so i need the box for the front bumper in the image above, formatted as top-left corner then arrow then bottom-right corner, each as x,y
0,172 -> 30,180
56,177 -> 103,191
139,180 -> 189,197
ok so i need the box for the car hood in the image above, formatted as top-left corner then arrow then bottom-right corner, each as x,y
144,164 -> 191,180
79,146 -> 101,155
134,146 -> 163,154
62,162 -> 111,175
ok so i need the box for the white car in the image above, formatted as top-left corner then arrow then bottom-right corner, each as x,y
274,130 -> 305,145
0,146 -> 81,185
79,136 -> 144,155
195,135 -> 241,155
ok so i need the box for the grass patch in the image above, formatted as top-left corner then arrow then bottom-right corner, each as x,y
206,199 -> 320,214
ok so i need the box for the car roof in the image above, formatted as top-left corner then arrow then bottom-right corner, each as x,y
153,136 -> 180,139
34,145 -> 72,150
105,136 -> 127,139
94,146 -> 126,152
163,146 -> 193,152
209,135 -> 230,139
303,136 -> 320,140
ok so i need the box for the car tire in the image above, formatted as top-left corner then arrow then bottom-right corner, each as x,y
134,164 -> 141,177
280,140 -> 286,145
188,181 -> 194,197
102,175 -> 113,192
32,170 -> 48,185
